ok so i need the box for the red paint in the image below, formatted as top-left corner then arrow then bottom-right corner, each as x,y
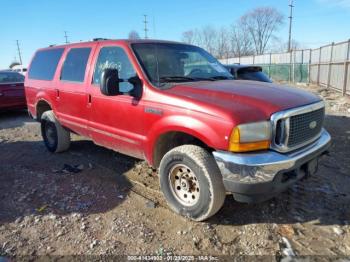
0,81 -> 26,110
25,40 -> 321,165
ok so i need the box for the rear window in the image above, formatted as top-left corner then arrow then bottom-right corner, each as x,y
60,48 -> 91,82
0,72 -> 25,83
28,48 -> 64,80
237,67 -> 272,83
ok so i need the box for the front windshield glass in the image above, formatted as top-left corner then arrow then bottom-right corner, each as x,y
132,43 -> 233,87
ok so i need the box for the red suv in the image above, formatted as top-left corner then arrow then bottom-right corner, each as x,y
25,40 -> 331,221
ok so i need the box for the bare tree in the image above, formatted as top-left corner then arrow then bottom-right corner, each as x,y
230,24 -> 254,57
128,30 -> 141,40
182,30 -> 195,44
240,7 -> 284,55
201,26 -> 218,55
216,27 -> 231,59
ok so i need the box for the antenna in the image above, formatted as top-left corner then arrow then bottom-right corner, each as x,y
143,15 -> 148,39
16,40 -> 23,65
288,0 -> 294,52
64,31 -> 69,44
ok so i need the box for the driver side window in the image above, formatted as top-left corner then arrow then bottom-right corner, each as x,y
93,46 -> 136,93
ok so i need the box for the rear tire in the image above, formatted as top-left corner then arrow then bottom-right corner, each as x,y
159,145 -> 226,221
41,110 -> 70,153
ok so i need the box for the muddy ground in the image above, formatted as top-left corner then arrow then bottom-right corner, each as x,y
0,84 -> 349,260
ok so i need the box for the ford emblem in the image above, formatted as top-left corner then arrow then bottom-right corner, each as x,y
309,121 -> 317,129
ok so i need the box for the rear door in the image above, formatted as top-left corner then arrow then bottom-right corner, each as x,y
0,72 -> 25,109
55,45 -> 96,137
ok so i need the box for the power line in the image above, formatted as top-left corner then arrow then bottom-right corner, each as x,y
143,15 -> 148,39
16,40 -> 23,65
288,0 -> 294,52
64,31 -> 69,44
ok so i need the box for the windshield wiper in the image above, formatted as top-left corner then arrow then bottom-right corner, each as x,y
207,75 -> 233,80
159,76 -> 196,83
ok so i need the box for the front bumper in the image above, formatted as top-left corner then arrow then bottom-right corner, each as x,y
213,129 -> 331,203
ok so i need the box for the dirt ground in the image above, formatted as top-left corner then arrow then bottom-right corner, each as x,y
0,84 -> 349,260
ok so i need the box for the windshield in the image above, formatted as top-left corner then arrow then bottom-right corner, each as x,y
132,43 -> 233,87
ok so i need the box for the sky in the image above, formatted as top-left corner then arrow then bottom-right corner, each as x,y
1,0 -> 350,69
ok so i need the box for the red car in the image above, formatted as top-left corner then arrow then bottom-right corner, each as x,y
25,40 -> 331,221
0,70 -> 26,110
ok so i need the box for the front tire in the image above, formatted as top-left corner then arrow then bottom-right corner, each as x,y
159,145 -> 226,221
41,110 -> 70,153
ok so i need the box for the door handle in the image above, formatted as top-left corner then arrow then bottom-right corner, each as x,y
55,89 -> 60,101
11,84 -> 17,87
87,94 -> 92,107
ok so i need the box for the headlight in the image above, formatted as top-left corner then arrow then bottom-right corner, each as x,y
229,121 -> 272,152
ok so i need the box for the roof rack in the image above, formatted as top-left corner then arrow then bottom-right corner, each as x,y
92,38 -> 110,41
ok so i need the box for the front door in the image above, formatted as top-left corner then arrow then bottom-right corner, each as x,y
87,45 -> 145,158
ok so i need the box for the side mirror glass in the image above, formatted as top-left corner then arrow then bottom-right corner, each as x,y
100,68 -> 121,96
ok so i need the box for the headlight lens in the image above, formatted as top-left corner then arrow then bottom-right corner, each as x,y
229,121 -> 272,152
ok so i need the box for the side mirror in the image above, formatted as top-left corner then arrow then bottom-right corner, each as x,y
100,68 -> 121,96
128,76 -> 143,99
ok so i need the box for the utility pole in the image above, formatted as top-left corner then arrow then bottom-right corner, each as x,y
143,15 -> 148,39
64,31 -> 69,44
16,40 -> 23,65
288,0 -> 294,52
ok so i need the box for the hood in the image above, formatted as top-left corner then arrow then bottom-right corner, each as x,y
163,80 -> 321,124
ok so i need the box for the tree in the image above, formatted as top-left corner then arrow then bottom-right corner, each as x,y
216,27 -> 230,59
128,30 -> 141,40
182,30 -> 195,44
201,26 -> 217,55
230,24 -> 254,57
240,7 -> 284,55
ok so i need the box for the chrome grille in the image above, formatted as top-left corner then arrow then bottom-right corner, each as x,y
270,101 -> 326,152
287,108 -> 325,147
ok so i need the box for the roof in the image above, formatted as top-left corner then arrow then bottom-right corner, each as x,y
42,39 -> 187,50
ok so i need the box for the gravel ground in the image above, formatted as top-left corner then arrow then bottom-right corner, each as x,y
0,84 -> 349,260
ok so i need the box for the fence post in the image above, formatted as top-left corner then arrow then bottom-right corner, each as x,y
343,39 -> 350,95
327,42 -> 334,89
308,49 -> 312,85
317,47 -> 322,86
289,51 -> 292,82
292,50 -> 296,83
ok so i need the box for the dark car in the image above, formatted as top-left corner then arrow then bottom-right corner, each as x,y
225,64 -> 272,83
0,70 -> 26,110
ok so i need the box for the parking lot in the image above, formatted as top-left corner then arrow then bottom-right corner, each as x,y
0,84 -> 349,258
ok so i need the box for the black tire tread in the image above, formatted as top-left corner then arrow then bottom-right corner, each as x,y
41,110 -> 70,153
160,145 -> 226,221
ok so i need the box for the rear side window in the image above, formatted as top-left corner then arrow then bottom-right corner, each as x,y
60,48 -> 91,82
28,48 -> 64,80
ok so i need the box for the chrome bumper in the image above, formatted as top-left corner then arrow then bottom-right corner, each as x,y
213,129 -> 331,185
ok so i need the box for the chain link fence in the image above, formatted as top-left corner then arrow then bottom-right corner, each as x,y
220,39 -> 350,96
